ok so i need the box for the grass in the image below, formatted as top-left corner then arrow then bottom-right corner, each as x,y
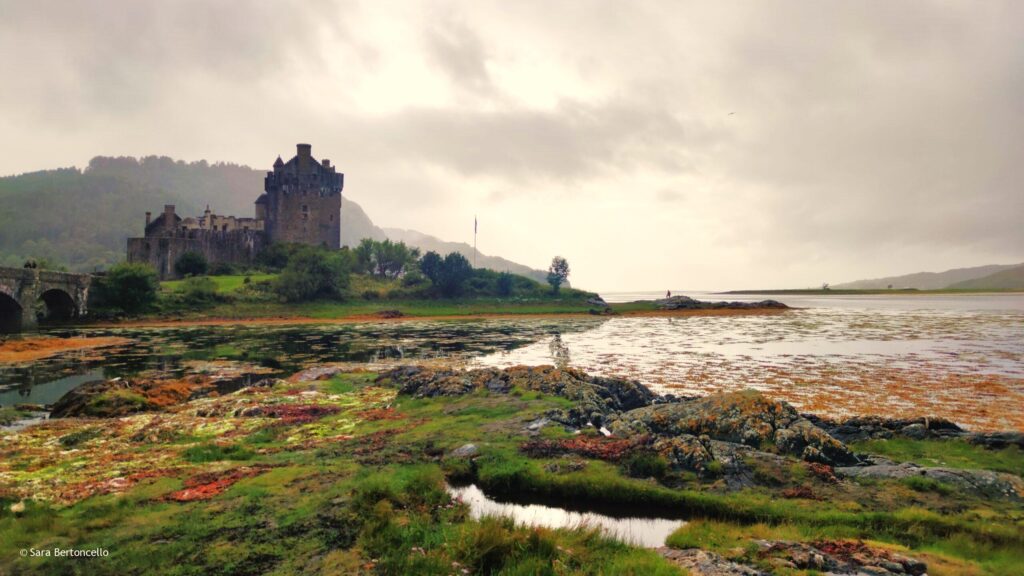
2,372 -> 1022,575
162,273 -> 277,293
850,438 -> 1024,476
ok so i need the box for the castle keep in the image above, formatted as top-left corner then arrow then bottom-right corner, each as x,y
127,144 -> 344,278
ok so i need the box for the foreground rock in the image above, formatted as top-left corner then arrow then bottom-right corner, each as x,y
655,295 -> 788,311
608,390 -> 858,466
836,461 -> 1024,500
755,540 -> 927,575
810,414 -> 1024,449
658,548 -> 766,575
377,365 -> 655,424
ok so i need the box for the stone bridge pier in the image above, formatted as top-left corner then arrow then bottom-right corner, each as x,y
0,267 -> 92,333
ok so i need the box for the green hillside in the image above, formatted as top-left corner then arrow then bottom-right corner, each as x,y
947,264 -> 1024,290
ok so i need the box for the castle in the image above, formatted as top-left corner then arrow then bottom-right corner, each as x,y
127,144 -> 343,278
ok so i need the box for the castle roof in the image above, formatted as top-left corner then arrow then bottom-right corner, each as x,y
255,193 -> 268,204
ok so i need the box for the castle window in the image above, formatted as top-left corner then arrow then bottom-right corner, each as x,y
301,204 -> 309,221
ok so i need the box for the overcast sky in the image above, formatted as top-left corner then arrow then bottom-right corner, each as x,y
1,1 -> 1022,291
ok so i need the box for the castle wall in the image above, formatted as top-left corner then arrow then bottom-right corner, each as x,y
265,188 -> 341,249
127,230 -> 265,279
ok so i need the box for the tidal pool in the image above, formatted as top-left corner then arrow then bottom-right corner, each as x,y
447,484 -> 685,548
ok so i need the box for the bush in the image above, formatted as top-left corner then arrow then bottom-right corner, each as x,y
94,262 -> 159,313
174,251 -> 208,277
622,453 -> 669,479
208,261 -> 237,276
274,246 -> 352,302
354,238 -> 420,278
401,270 -> 428,288
178,276 -> 218,303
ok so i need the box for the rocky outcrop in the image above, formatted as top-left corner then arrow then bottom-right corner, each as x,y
655,295 -> 788,311
807,414 -> 965,443
835,461 -> 1024,500
377,365 -> 655,425
608,391 -> 858,466
658,548 -> 766,575
754,540 -> 927,575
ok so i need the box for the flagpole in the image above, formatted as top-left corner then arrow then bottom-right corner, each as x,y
473,215 -> 478,268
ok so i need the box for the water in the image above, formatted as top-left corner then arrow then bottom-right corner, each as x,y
2,293 -> 1022,430
448,484 -> 685,548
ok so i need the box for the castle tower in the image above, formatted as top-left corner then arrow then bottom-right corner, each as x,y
262,143 -> 343,248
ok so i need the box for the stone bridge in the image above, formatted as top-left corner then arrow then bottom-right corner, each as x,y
0,267 -> 92,333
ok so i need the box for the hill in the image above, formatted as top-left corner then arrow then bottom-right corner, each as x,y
946,264 -> 1024,290
833,263 -> 1022,290
0,156 -> 548,280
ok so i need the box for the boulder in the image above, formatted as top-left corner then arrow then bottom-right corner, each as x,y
658,548 -> 767,575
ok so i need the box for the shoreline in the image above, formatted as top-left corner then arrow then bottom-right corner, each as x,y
84,306 -> 791,329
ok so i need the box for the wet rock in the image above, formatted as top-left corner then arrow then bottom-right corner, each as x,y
450,443 -> 480,459
756,539 -> 927,575
808,414 -> 965,443
657,548 -> 767,575
586,296 -> 609,308
966,431 -> 1024,450
611,390 -> 857,466
835,462 -> 1024,500
655,295 -> 788,311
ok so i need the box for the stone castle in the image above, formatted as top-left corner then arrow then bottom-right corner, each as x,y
127,144 -> 343,278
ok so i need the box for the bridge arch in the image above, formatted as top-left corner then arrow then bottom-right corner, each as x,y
0,292 -> 22,333
38,288 -> 77,323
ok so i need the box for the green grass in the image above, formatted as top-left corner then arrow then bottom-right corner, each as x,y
162,273 -> 276,293
851,438 -> 1024,475
181,443 -> 255,463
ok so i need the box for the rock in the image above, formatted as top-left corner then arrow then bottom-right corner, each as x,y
655,295 -> 788,311
808,414 -> 965,443
757,539 -> 928,575
611,390 -> 857,466
377,365 -> 656,422
653,435 -> 714,472
835,462 -> 1024,500
586,296 -> 609,307
966,431 -> 1024,450
450,443 -> 480,459
657,548 -> 768,575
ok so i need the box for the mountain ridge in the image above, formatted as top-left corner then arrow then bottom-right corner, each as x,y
833,263 -> 1023,290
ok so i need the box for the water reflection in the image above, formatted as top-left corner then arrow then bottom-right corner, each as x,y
0,319 -> 605,405
448,484 -> 685,548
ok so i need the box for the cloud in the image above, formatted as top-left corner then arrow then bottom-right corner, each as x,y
1,0 -> 1022,289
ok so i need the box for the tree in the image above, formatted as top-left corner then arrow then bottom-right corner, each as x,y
437,252 -> 473,297
274,247 -> 352,302
352,239 -> 420,279
496,272 -> 514,296
547,256 -> 570,294
95,263 -> 159,313
174,251 -> 208,277
419,251 -> 443,284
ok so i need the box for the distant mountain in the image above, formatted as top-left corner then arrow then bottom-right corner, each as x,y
382,228 -> 552,284
946,264 -> 1024,290
833,263 -> 1022,290
0,156 -> 548,280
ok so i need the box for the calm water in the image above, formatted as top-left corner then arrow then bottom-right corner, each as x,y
448,484 -> 685,548
2,293 -> 1022,430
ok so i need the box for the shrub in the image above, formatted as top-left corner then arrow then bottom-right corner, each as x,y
174,251 -> 208,277
208,261 -> 237,276
622,453 -> 669,479
401,270 -> 428,287
274,246 -> 352,302
178,276 -> 218,303
437,252 -> 473,297
94,262 -> 159,313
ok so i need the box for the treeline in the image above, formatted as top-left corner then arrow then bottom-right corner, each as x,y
90,239 -> 582,315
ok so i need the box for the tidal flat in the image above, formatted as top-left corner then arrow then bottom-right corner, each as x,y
0,294 -> 1022,574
